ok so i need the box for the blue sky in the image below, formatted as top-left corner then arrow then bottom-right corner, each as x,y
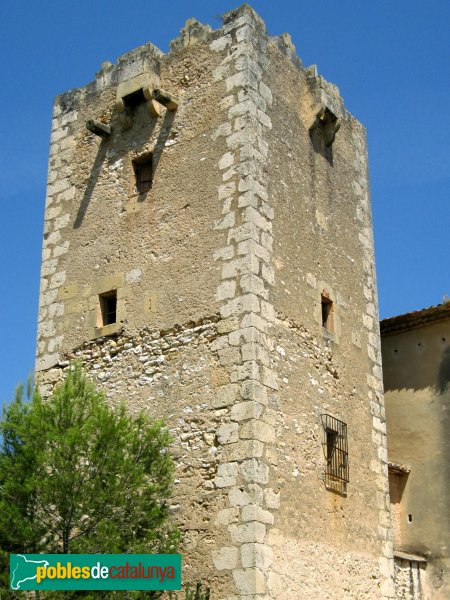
0,1 -> 449,403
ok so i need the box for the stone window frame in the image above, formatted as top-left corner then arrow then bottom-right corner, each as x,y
94,287 -> 122,338
310,280 -> 341,343
132,152 -> 153,194
321,292 -> 334,332
128,149 -> 154,201
87,274 -> 127,339
98,290 -> 117,327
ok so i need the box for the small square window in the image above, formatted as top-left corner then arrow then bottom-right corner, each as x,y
322,414 -> 349,485
99,291 -> 117,326
133,154 -> 153,193
321,294 -> 334,331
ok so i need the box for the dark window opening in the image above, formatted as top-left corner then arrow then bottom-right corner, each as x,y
326,428 -> 338,466
322,414 -> 349,485
321,294 -> 334,331
123,88 -> 146,110
133,154 -> 153,193
309,107 -> 339,166
408,514 -> 413,523
99,291 -> 117,326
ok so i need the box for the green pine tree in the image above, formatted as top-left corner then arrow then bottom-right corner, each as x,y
0,364 -> 179,597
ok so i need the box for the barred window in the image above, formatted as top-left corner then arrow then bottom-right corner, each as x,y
322,414 -> 349,485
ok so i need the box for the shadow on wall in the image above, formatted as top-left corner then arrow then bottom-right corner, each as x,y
383,345 -> 450,396
74,108 -> 175,229
74,143 -> 108,229
436,346 -> 450,394
309,126 -> 333,166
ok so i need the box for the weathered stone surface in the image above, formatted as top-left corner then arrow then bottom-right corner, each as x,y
215,461 -> 239,486
229,523 -> 266,544
213,384 -> 239,408
264,488 -> 280,509
35,4 -> 393,599
228,484 -> 263,507
239,459 -> 269,484
239,419 -> 275,442
217,422 -> 239,445
241,504 -> 274,524
231,401 -> 264,422
213,546 -> 238,571
241,543 -> 274,569
224,440 -> 264,462
233,568 -> 266,595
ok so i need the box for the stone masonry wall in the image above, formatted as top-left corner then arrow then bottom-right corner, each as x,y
36,5 -> 393,599
36,36 -> 227,371
394,558 -> 426,600
256,18 -> 394,600
207,7 -> 282,598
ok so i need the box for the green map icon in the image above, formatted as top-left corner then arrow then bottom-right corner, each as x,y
10,554 -> 49,590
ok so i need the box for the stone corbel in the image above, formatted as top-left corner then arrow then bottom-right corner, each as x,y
151,88 -> 179,111
115,87 -> 162,118
115,72 -> 161,118
143,87 -> 162,117
86,119 -> 111,139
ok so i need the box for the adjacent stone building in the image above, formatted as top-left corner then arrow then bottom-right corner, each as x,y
381,303 -> 450,599
36,5 -> 395,598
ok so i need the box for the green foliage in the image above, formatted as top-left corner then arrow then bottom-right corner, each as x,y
169,582 -> 211,600
0,364 -> 179,589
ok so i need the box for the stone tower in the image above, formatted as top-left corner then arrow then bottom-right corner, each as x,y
36,5 -> 394,598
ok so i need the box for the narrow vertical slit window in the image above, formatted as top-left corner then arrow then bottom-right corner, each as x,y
326,428 -> 338,468
99,291 -> 117,326
133,154 -> 153,193
321,294 -> 334,331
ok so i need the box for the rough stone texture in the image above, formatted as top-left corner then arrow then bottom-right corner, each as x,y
36,4 -> 393,598
393,557 -> 427,600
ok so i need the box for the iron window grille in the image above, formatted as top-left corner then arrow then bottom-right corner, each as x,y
321,414 -> 349,484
